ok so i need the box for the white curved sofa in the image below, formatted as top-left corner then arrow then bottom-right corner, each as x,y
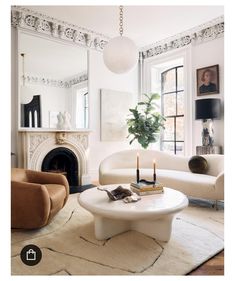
99,149 -> 224,200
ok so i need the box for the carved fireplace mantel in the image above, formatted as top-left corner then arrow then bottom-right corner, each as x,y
18,129 -> 91,185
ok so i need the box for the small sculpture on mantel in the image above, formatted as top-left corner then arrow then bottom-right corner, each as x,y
57,112 -> 64,130
56,111 -> 72,130
63,111 -> 72,130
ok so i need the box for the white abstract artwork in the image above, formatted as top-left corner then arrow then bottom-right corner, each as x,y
100,89 -> 134,141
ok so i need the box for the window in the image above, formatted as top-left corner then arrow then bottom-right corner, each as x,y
161,66 -> 184,154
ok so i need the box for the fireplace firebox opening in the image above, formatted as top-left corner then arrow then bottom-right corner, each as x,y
41,147 -> 79,189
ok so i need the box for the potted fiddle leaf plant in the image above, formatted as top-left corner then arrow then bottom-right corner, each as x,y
127,93 -> 165,149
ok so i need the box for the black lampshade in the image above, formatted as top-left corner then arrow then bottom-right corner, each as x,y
195,98 -> 221,120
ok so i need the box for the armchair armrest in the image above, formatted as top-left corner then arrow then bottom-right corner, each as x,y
11,181 -> 51,228
215,171 -> 224,200
26,170 -> 69,202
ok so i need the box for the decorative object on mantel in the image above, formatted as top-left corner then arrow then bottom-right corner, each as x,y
103,6 -> 138,74
20,53 -> 33,104
22,95 -> 41,128
57,112 -> 64,130
11,6 -> 109,51
197,65 -> 219,96
97,186 -> 132,201
195,98 -> 221,146
127,93 -> 165,149
49,111 -> 59,128
140,16 -> 224,59
56,111 -> 72,130
63,112 -> 72,130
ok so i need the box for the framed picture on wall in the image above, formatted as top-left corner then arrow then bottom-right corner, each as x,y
197,64 -> 219,96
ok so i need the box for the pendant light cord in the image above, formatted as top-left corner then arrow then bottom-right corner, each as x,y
119,5 -> 123,36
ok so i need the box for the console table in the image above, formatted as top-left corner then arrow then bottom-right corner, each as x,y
196,145 -> 222,155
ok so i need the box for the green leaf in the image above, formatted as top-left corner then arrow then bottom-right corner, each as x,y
137,102 -> 146,105
127,93 -> 165,149
151,93 -> 160,100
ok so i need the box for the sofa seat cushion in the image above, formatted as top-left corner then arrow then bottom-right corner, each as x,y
45,184 -> 66,217
101,168 -> 217,199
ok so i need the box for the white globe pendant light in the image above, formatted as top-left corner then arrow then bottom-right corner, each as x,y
103,6 -> 138,74
20,53 -> 33,104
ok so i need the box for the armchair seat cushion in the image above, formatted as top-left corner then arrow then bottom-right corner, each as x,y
45,184 -> 67,211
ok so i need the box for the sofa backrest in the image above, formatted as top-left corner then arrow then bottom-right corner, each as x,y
100,149 -> 190,172
100,149 -> 224,177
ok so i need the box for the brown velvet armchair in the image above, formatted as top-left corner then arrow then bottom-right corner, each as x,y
11,168 -> 69,229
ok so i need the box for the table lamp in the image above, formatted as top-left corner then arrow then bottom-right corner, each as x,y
195,98 -> 221,146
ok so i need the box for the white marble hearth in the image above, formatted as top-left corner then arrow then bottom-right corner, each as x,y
18,129 -> 91,185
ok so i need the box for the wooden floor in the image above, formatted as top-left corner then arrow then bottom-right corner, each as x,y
188,250 -> 224,275
92,181 -> 224,275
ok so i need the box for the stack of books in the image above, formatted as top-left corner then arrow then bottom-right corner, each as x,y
130,180 -> 164,196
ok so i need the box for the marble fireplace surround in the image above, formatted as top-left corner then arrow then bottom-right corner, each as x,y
18,129 -> 91,185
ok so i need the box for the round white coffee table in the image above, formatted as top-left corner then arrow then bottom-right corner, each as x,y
78,184 -> 188,241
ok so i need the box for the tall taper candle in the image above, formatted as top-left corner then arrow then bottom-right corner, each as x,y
153,159 -> 156,183
137,153 -> 139,169
136,153 -> 140,183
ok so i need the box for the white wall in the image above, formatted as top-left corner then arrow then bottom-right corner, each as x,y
88,50 -> 138,180
191,37 -> 224,153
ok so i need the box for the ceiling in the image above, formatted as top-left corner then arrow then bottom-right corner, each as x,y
24,5 -> 224,47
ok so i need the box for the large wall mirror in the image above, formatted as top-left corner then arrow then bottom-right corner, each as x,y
18,31 -> 89,130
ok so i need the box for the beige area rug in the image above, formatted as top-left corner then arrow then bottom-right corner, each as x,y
11,194 -> 224,275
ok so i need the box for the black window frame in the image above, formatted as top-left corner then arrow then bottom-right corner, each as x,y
160,65 -> 184,154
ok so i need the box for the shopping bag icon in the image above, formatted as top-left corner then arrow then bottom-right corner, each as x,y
26,249 -> 36,261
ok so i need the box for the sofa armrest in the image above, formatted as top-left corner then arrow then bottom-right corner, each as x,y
11,181 -> 51,228
215,171 -> 224,200
26,170 -> 70,203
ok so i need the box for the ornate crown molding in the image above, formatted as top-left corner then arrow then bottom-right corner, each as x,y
141,16 -> 224,60
23,73 -> 88,88
11,6 -> 109,51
